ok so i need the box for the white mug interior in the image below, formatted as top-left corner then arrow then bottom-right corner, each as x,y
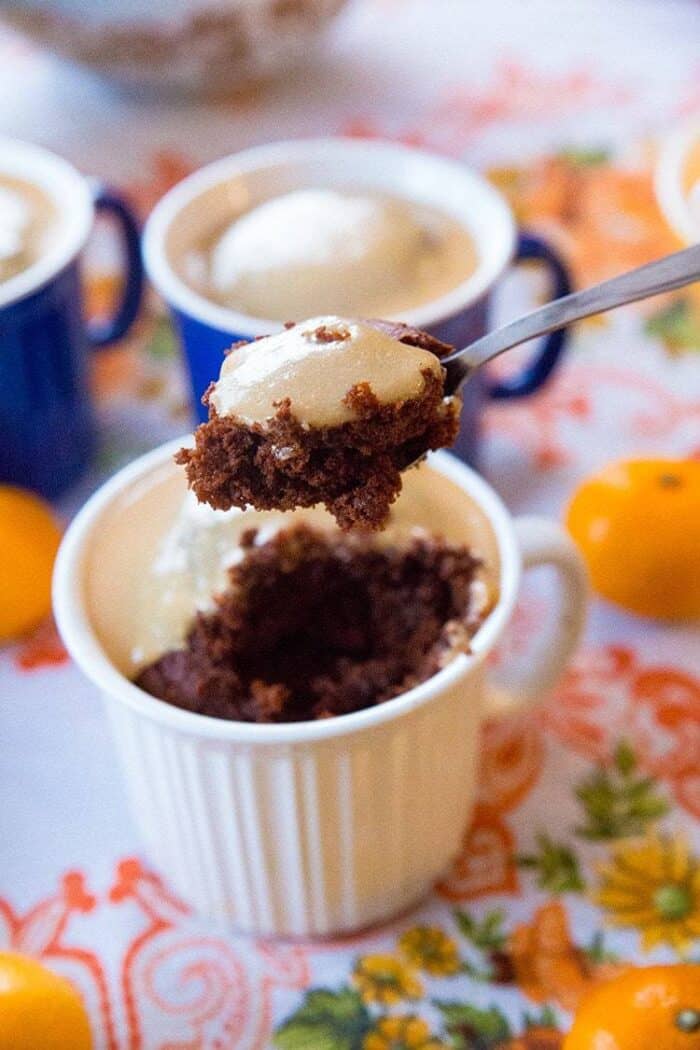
54,443 -> 521,747
0,137 -> 94,310
143,137 -> 517,338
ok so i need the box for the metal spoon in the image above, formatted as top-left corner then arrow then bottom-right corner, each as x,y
442,243 -> 700,396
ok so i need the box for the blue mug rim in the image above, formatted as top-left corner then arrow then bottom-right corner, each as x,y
143,137 -> 518,338
0,136 -> 94,311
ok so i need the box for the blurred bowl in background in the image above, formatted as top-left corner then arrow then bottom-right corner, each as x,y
655,118 -> 700,246
0,0 -> 348,95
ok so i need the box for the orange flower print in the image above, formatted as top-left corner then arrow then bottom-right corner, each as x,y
345,62 -> 629,159
478,713 -> 544,814
546,647 -> 700,829
123,150 -> 194,221
14,617 -> 68,671
86,273 -> 146,400
673,770 -> 700,823
629,667 -> 700,781
436,805 -> 518,901
483,371 -> 592,472
489,154 -> 678,291
542,646 -> 636,763
508,902 -> 626,1013
498,1030 -> 563,1050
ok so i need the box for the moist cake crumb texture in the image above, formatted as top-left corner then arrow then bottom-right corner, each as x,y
176,319 -> 461,531
135,523 -> 489,723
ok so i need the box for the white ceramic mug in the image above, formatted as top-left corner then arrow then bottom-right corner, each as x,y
53,441 -> 587,938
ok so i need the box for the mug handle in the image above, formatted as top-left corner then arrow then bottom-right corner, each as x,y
86,182 -> 145,349
486,232 -> 572,399
484,516 -> 588,718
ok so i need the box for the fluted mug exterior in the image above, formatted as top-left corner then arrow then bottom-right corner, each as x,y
54,442 -> 587,937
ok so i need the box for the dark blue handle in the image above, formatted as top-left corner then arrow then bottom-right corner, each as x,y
88,185 -> 144,348
487,231 -> 572,399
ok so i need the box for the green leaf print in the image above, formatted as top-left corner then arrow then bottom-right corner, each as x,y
517,832 -> 585,893
274,988 -> 372,1050
454,910 -> 506,951
613,739 -> 636,776
645,297 -> 700,354
522,1004 -> 561,1030
575,740 -> 669,840
145,315 -> 178,360
558,145 -> 611,167
583,930 -> 619,965
434,1001 -> 511,1048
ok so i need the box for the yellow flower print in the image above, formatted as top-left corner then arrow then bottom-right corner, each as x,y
352,954 -> 423,1005
363,1015 -> 449,1050
398,926 -> 461,976
595,831 -> 700,954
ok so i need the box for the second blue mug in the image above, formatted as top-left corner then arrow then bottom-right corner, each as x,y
0,138 -> 144,499
144,138 -> 570,464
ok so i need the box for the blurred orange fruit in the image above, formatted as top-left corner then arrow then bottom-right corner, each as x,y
0,952 -> 92,1050
563,964 -> 700,1050
566,458 -> 700,620
0,485 -> 62,642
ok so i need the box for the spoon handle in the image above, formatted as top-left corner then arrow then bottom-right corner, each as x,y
444,243 -> 700,393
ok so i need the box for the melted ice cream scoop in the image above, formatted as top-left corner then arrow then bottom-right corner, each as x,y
208,188 -> 473,320
209,316 -> 445,427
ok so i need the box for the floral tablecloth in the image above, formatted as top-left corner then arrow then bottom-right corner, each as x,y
1,1 -> 699,1046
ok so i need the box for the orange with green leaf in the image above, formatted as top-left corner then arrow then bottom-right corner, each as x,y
564,965 -> 700,1050
566,458 -> 700,621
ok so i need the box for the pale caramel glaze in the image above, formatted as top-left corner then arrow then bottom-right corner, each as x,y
209,317 -> 445,427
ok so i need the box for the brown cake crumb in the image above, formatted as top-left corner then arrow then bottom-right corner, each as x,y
135,524 -> 489,723
176,320 -> 460,531
307,321 -> 353,343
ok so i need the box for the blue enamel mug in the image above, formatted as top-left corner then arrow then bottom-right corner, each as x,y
144,138 -> 570,464
0,138 -> 144,498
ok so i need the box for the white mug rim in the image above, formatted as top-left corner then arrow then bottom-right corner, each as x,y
142,137 -> 518,337
0,137 -> 94,310
53,441 -> 521,746
655,118 -> 700,245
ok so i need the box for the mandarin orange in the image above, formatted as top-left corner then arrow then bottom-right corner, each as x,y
566,458 -> 700,620
0,485 -> 62,641
563,964 -> 700,1050
0,952 -> 92,1050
